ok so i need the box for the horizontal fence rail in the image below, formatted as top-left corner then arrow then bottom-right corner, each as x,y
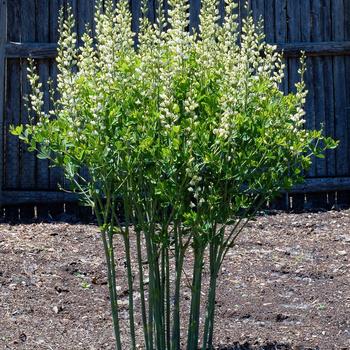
6,41 -> 350,59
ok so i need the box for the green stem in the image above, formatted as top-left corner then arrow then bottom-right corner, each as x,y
99,227 -> 122,350
187,245 -> 204,350
165,246 -> 171,350
134,200 -> 154,350
202,268 -> 218,350
144,226 -> 162,350
171,224 -> 183,350
202,240 -> 220,350
123,188 -> 137,350
153,242 -> 166,349
136,228 -> 150,350
94,196 -> 122,350
123,231 -> 136,350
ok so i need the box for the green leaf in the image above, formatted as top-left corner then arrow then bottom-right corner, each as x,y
10,124 -> 23,136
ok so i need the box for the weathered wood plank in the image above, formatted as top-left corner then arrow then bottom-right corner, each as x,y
50,0 -> 64,44
279,41 -> 350,57
4,61 -> 21,190
0,0 -> 7,202
332,0 -> 348,176
5,42 -> 58,58
274,0 -> 288,94
251,0 -> 264,25
310,0 -> 326,177
36,0 -> 50,189
189,0 -> 200,32
1,190 -> 78,204
19,0 -> 36,190
4,0 -> 21,190
344,0 -> 350,182
131,0 -> 141,33
287,0 -> 301,96
49,0 -> 65,190
6,40 -> 350,59
300,0 -> 311,42
77,0 -> 90,43
264,0 -> 274,42
76,0 -> 92,192
4,177 -> 350,205
301,0 -> 316,177
323,0 -> 336,177
290,177 -> 350,193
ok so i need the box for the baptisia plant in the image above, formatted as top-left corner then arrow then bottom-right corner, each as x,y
12,0 -> 337,349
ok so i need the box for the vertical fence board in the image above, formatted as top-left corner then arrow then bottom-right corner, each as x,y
0,0 -> 6,201
5,60 -> 20,190
332,0 -> 348,176
323,0 -> 336,176
19,0 -> 36,189
311,0 -> 326,177
189,0 -> 200,31
287,1 -> 301,92
264,0 -> 274,42
251,0 -> 264,26
344,0 -> 350,181
274,0 -> 288,94
4,0 -> 21,190
36,0 -> 50,189
301,0 -> 316,177
131,0 -> 141,33
49,0 -> 65,190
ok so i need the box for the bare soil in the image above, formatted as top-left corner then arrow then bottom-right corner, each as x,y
0,209 -> 349,350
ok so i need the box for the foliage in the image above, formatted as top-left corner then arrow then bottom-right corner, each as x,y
12,0 -> 337,349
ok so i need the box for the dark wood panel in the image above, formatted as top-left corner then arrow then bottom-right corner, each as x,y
19,0 -> 36,189
36,0 -> 50,189
0,0 -> 7,195
4,60 -> 21,189
1,190 -> 78,204
332,0 -> 348,176
323,0 -> 336,177
311,0 -> 326,177
274,0 -> 288,94
4,0 -> 21,190
49,1 -> 65,189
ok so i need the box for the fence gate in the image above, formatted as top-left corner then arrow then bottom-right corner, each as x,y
0,0 -> 350,216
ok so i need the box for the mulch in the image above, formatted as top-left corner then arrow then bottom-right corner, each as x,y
0,209 -> 349,349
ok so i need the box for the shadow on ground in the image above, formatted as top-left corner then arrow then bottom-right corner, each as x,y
217,343 -> 319,350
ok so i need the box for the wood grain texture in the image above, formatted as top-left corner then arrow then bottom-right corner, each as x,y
310,0 -> 324,177
0,0 -> 6,201
323,0 -> 336,176
332,0 -> 348,176
36,0 -> 50,189
49,0 -> 65,190
19,0 -> 36,190
6,41 -> 350,59
4,0 -> 20,190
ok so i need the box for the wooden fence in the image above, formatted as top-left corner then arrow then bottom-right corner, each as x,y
0,0 -> 350,219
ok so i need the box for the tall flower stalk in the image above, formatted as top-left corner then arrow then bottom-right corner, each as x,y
12,1 -> 337,349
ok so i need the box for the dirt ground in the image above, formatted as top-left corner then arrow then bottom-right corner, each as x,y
0,209 -> 349,350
